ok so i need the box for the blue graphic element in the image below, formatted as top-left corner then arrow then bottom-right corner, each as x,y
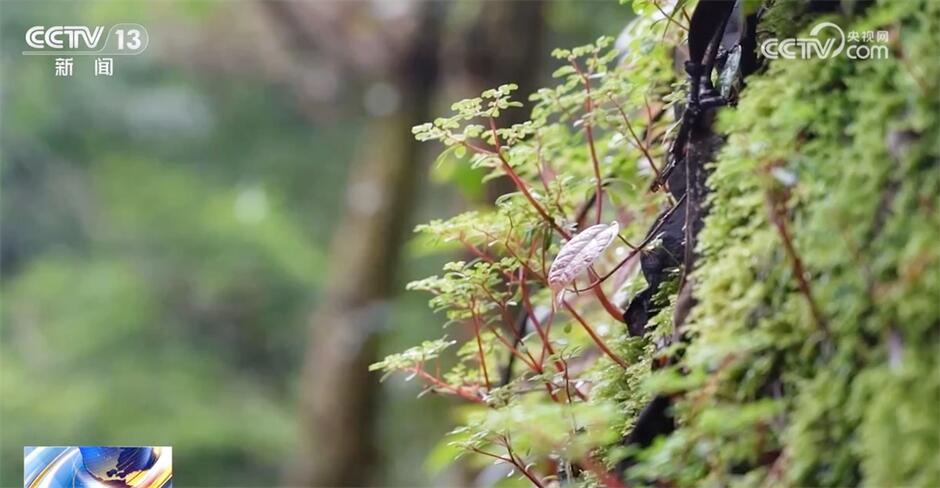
24,446 -> 171,488
79,447 -> 156,483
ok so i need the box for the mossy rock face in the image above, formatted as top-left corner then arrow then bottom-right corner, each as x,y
629,1 -> 939,486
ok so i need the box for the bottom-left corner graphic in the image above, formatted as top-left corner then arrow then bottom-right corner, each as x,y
24,446 -> 172,488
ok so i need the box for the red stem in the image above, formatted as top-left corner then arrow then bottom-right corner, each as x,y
480,286 -> 541,368
520,274 -> 586,402
409,367 -> 486,405
562,301 -> 627,369
486,322 -> 541,373
475,225 -> 548,284
503,441 -> 546,488
579,194 -> 686,291
766,193 -> 829,336
581,456 -> 628,488
571,59 -> 605,226
589,268 -> 628,324
486,117 -> 571,239
470,302 -> 493,389
520,276 -> 554,364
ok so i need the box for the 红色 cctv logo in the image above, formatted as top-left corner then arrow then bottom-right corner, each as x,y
24,24 -> 149,55
760,22 -> 889,60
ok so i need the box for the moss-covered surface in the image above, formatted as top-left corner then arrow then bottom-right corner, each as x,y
627,1 -> 939,485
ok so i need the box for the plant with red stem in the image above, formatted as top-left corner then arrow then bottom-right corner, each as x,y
378,30 -> 685,486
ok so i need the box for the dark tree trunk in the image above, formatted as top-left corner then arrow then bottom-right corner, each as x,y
284,5 -> 444,486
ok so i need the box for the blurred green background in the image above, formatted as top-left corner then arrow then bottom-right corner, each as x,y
0,1 -> 632,486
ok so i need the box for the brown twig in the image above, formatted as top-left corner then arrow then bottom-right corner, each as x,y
569,59 -> 606,226
765,189 -> 829,336
563,300 -> 627,368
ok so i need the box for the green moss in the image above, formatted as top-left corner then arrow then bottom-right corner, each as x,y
633,1 -> 939,485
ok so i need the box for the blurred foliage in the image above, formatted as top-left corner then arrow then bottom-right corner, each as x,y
0,1 -> 352,485
1,1 -> 635,486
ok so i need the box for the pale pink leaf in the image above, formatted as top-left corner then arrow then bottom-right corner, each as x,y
548,221 -> 619,298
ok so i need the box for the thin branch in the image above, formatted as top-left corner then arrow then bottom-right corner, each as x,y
470,301 -> 493,390
579,193 -> 687,291
589,268 -> 629,324
766,191 -> 830,337
605,92 -> 662,180
486,322 -> 541,373
652,0 -> 689,33
570,59 -> 605,226
408,367 -> 486,405
488,117 -> 571,239
563,300 -> 627,368
503,439 -> 546,488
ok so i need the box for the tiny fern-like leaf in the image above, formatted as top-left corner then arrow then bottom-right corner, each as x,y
548,221 -> 619,299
